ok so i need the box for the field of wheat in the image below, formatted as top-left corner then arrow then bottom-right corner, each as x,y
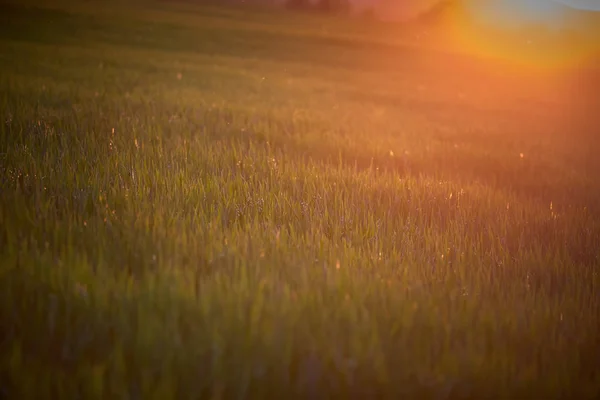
1,1 -> 599,398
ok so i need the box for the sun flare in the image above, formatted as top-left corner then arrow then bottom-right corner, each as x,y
430,0 -> 600,68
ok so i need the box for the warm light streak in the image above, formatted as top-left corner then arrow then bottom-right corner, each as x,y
420,0 -> 600,69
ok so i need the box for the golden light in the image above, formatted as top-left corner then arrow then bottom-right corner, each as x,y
430,0 -> 600,69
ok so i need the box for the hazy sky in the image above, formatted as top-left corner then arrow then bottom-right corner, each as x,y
360,0 -> 600,26
469,0 -> 600,29
367,0 -> 600,12
472,0 -> 569,26
552,0 -> 600,10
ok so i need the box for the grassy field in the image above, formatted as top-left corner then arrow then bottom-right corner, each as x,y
1,0 -> 599,398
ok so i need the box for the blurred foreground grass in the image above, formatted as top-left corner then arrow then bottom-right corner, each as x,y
1,1 -> 599,398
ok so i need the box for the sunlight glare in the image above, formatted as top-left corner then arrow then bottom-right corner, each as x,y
437,0 -> 600,68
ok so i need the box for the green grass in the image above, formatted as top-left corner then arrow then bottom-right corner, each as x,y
1,1 -> 599,398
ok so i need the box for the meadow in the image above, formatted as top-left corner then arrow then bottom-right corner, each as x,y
1,0 -> 599,398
